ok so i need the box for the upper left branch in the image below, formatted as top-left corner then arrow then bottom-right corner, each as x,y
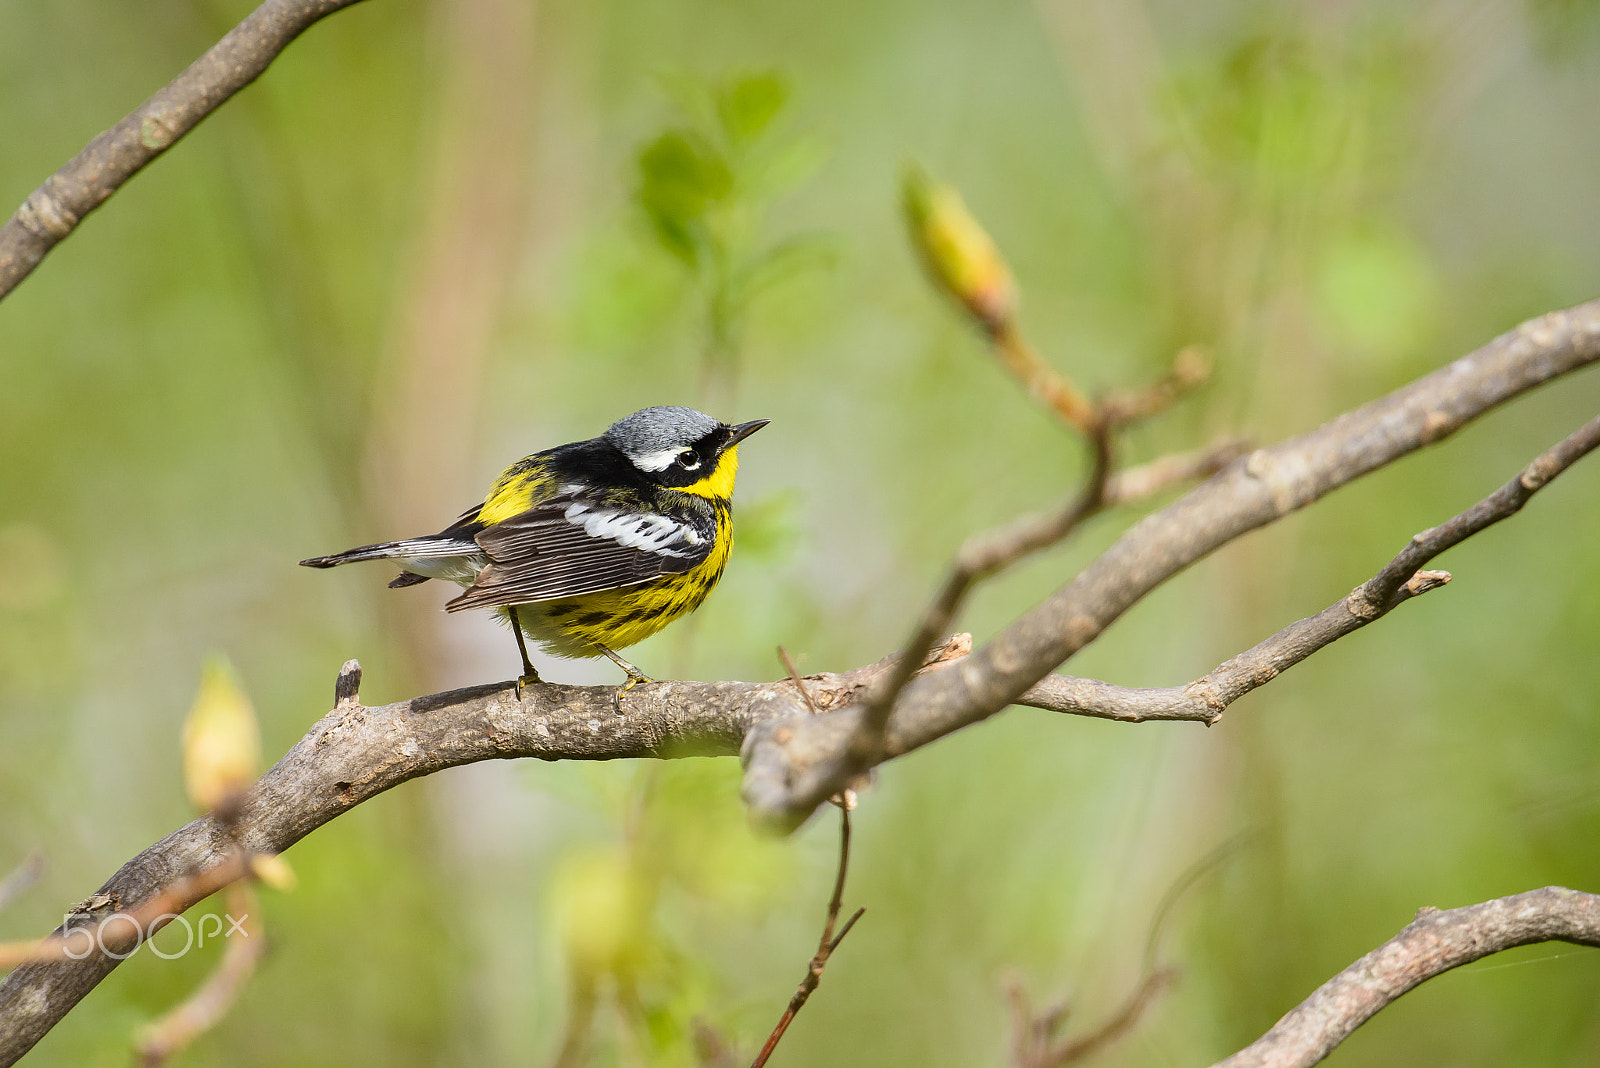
0,0 -> 370,302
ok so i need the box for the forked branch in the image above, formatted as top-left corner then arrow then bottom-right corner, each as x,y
738,300 -> 1600,829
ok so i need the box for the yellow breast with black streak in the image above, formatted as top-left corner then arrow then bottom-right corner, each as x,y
513,497 -> 734,658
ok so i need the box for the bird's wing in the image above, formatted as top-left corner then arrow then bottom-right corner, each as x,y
444,493 -> 715,612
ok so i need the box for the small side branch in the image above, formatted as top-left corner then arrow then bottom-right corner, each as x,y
1008,835 -> 1241,1067
1102,436 -> 1252,506
749,808 -> 865,1068
847,423 -> 1111,765
1100,346 -> 1211,426
777,646 -> 819,714
0,0 -> 370,302
134,883 -> 267,1066
1212,887 -> 1600,1068
1017,411 -> 1600,725
988,322 -> 1101,434
0,853 -> 248,968
1010,968 -> 1178,1068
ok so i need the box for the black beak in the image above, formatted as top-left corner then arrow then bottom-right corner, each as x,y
726,419 -> 770,447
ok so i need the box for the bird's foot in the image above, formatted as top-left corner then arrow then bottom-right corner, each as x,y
515,668 -> 542,701
617,666 -> 654,692
613,668 -> 655,713
592,643 -> 654,712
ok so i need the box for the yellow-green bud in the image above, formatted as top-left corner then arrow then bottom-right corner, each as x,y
902,164 -> 1018,332
250,853 -> 297,892
182,657 -> 261,813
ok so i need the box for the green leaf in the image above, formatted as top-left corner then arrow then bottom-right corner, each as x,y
635,130 -> 733,267
635,131 -> 732,225
715,70 -> 790,146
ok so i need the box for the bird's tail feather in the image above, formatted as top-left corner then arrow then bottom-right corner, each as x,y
299,536 -> 470,569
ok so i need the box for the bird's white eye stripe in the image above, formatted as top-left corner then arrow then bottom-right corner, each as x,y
626,447 -> 685,473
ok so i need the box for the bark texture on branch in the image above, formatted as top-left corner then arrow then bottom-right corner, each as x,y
1212,887 -> 1600,1068
0,0 -> 369,302
739,300 -> 1600,827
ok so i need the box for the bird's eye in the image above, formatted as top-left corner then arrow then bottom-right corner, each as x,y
676,450 -> 701,471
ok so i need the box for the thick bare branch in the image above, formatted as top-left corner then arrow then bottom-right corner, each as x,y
0,0 -> 369,302
740,300 -> 1600,829
1015,410 -> 1600,723
1212,887 -> 1600,1068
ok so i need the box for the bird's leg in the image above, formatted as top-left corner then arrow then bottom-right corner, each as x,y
509,607 -> 540,700
594,642 -> 653,711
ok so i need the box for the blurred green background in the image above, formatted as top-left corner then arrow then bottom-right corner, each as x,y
3,0 -> 1600,1064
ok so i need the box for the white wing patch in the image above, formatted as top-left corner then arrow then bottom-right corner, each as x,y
564,502 -> 704,555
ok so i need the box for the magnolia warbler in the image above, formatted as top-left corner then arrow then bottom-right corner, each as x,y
301,406 -> 768,695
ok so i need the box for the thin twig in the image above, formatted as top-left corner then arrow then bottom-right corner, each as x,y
1100,346 -> 1211,426
1015,411 -> 1600,725
989,322 -> 1100,435
692,1018 -> 739,1068
847,421 -> 1112,766
134,882 -> 266,1066
777,646 -> 819,714
750,808 -> 864,1068
1030,969 -> 1179,1068
1212,887 -> 1600,1068
1101,436 -> 1252,506
1011,836 -> 1244,1067
0,856 -> 44,916
0,854 -> 248,968
0,0 -> 370,302
1141,834 -> 1253,977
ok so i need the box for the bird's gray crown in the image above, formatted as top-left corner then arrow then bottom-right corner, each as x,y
604,406 -> 721,468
